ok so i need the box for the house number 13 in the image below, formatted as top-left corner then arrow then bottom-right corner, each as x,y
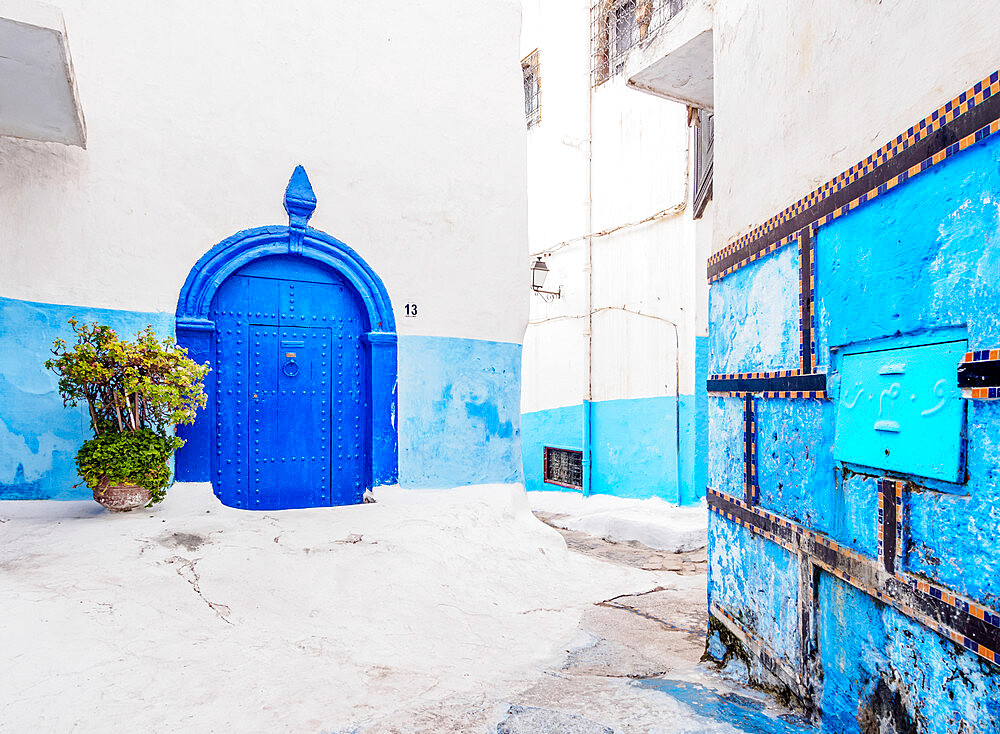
404,303 -> 418,317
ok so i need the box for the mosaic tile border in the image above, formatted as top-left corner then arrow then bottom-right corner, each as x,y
743,395 -> 758,505
707,487 -> 1000,667
710,601 -> 806,692
708,70 -> 1000,283
798,229 -> 816,373
877,478 -> 901,575
958,348 -> 1000,399
707,371 -> 826,399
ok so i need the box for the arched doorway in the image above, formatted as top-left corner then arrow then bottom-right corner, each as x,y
174,167 -> 397,509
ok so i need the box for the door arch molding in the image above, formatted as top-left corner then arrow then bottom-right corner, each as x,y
174,166 -> 398,498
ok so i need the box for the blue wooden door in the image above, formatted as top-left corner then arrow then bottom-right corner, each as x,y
210,255 -> 368,509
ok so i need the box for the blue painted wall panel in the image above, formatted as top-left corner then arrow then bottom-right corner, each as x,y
834,474 -> 880,559
834,338 -> 967,483
756,398 -> 835,531
815,132 -> 1000,362
818,572 -> 1000,733
590,396 -> 680,502
709,513 -> 801,662
709,245 -> 800,375
708,396 -> 745,498
520,361 -> 708,505
397,335 -> 522,488
0,297 -> 174,500
521,403 -> 584,493
907,398 -> 1000,608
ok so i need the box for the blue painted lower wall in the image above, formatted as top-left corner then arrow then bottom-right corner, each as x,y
522,336 -> 708,504
521,403 -> 583,493
396,334 -> 523,488
0,297 -> 524,499
0,297 -> 175,500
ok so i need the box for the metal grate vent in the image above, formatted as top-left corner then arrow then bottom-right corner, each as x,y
544,447 -> 583,489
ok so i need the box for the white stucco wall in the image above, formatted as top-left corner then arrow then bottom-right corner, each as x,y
521,0 -> 707,415
712,0 -> 1000,253
0,0 -> 527,345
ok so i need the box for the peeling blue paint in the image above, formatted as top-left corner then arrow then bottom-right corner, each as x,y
0,296 -> 174,500
816,133 -> 1000,362
632,677 -> 814,733
819,572 -> 1000,733
756,399 -> 838,533
709,245 -> 800,375
816,134 -> 1000,608
708,396 -> 745,498
709,513 -> 801,661
397,335 -> 522,488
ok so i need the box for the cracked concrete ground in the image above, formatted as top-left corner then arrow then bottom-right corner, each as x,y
0,484 -> 810,733
365,519 -> 812,734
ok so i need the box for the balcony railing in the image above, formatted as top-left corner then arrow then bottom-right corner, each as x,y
592,0 -> 687,85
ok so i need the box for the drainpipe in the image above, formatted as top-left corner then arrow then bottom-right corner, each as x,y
583,46 -> 595,498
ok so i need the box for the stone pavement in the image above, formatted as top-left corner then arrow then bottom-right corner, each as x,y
365,515 -> 814,734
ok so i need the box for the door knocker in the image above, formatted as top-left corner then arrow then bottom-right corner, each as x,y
282,359 -> 300,377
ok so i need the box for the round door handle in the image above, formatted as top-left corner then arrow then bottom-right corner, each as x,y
282,359 -> 300,377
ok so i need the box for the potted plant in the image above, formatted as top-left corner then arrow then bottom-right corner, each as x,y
46,319 -> 209,512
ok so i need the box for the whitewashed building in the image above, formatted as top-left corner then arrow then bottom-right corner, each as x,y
520,0 -> 713,503
0,0 -> 528,506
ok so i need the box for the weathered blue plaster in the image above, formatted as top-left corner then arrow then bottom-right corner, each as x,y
590,396 -> 681,501
631,678 -> 814,732
708,396 -> 745,498
0,297 -> 174,500
709,244 -> 800,374
906,398 -> 1000,608
832,473 -> 880,559
812,134 -> 1000,608
818,572 -> 1000,733
710,129 -> 1000,730
709,512 -> 801,661
815,131 -> 1000,362
756,398 -> 836,531
521,403 -> 584,493
679,335 -> 710,503
397,335 -> 522,488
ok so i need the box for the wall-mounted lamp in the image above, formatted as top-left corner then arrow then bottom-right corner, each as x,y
531,256 -> 561,299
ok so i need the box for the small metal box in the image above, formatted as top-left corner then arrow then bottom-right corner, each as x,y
834,338 -> 966,483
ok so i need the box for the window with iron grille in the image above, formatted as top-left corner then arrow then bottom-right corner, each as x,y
544,447 -> 583,489
592,0 -> 687,86
522,50 -> 541,129
693,110 -> 713,218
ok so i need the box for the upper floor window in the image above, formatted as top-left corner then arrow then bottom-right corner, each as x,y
612,0 -> 639,58
593,0 -> 637,84
522,50 -> 541,129
693,109 -> 713,218
593,0 -> 687,86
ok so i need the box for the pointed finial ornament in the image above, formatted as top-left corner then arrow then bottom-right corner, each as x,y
284,165 -> 317,254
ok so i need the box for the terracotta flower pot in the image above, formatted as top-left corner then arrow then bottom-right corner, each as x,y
93,483 -> 152,512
